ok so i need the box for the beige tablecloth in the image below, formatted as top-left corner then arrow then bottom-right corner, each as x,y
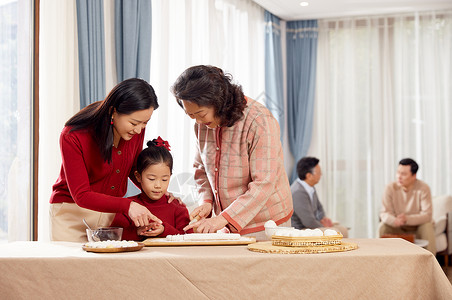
0,238 -> 451,299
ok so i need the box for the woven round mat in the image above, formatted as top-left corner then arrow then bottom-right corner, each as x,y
248,241 -> 358,254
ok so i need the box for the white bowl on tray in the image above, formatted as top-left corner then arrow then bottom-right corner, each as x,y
264,226 -> 294,239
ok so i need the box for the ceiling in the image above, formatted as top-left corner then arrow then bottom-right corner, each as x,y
253,0 -> 452,20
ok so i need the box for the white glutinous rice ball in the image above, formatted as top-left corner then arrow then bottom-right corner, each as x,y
303,229 -> 314,236
264,220 -> 277,228
312,228 -> 323,236
288,230 -> 299,237
297,230 -> 309,237
275,229 -> 291,236
293,230 -> 305,237
324,229 -> 338,236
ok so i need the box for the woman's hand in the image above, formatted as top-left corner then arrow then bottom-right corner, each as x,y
184,215 -> 228,233
166,192 -> 185,206
137,222 -> 164,237
191,202 -> 212,221
182,202 -> 212,231
128,201 -> 162,227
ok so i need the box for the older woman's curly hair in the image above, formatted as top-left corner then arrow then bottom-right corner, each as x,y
171,65 -> 247,127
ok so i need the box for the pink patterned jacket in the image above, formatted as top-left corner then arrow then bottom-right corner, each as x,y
193,98 -> 293,234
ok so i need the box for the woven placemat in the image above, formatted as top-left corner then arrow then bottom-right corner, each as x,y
248,241 -> 358,254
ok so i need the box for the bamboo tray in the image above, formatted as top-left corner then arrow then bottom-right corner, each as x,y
82,242 -> 145,253
272,234 -> 343,247
248,241 -> 358,254
143,237 -> 256,246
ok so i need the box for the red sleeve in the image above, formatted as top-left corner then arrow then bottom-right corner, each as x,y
60,130 -> 132,213
160,204 -> 193,237
110,213 -> 141,241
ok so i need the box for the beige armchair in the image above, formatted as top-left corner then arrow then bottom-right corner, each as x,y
433,195 -> 452,266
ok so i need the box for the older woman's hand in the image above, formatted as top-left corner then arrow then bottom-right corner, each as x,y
186,215 -> 228,233
182,202 -> 212,231
166,192 -> 185,206
191,202 -> 212,220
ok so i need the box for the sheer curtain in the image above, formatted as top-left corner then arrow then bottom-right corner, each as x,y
148,0 -> 265,211
311,11 -> 452,238
38,0 -> 80,241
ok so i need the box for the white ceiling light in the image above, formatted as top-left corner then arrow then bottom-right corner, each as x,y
300,2 -> 309,6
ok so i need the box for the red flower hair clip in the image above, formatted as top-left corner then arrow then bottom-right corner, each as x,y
154,136 -> 171,151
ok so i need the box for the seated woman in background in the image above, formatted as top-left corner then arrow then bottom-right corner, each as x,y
111,137 -> 193,240
172,65 -> 293,241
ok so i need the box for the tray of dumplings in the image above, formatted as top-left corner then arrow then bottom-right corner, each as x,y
271,228 -> 343,247
247,220 -> 358,254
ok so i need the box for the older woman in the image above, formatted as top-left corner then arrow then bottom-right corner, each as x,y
172,65 -> 293,240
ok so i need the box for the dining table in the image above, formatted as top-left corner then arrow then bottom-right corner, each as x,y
0,238 -> 451,299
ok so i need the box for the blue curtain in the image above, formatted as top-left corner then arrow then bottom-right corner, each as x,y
115,0 -> 152,197
264,11 -> 284,141
76,0 -> 106,108
286,20 -> 318,182
115,0 -> 152,82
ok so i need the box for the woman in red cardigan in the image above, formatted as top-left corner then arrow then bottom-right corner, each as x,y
50,78 -> 164,242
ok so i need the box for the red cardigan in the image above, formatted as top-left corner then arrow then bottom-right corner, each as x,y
50,126 -> 145,214
111,194 -> 193,241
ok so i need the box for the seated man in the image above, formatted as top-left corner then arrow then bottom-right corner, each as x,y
291,157 -> 348,237
379,158 -> 436,254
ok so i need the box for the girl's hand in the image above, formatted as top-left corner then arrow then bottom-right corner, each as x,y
166,192 -> 185,206
128,201 -> 162,227
184,215 -> 228,233
137,222 -> 164,236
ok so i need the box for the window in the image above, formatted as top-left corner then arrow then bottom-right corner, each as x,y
0,0 -> 33,241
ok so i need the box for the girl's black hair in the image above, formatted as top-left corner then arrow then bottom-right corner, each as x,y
66,78 -> 159,163
136,139 -> 173,174
171,65 -> 247,127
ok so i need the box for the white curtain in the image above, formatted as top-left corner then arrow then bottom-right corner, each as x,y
38,0 -> 80,241
147,0 -> 265,212
311,11 -> 452,238
38,0 -> 120,241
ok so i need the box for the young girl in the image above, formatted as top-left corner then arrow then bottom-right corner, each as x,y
111,137 -> 193,241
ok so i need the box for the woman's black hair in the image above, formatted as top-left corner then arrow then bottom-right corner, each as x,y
171,65 -> 247,127
136,138 -> 173,174
66,78 -> 159,163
